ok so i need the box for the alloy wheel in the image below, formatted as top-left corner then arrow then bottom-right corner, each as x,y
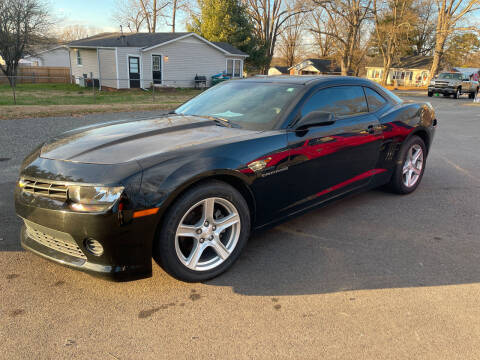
175,197 -> 241,271
402,144 -> 423,188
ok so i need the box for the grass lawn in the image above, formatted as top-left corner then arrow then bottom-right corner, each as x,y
0,83 -> 202,119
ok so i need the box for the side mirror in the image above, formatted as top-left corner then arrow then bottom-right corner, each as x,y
295,111 -> 335,129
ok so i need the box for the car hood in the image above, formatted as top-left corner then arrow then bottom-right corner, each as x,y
40,115 -> 258,164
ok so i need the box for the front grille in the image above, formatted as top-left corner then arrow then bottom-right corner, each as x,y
22,178 -> 68,200
25,221 -> 87,260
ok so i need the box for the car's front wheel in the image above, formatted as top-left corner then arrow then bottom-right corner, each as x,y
154,180 -> 250,282
388,135 -> 426,194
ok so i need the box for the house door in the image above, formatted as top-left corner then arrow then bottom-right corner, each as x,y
152,55 -> 162,84
128,56 -> 140,88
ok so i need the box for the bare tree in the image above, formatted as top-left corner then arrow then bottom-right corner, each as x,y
410,0 -> 437,55
277,7 -> 306,67
307,8 -> 337,57
310,0 -> 372,75
113,0 -> 169,32
0,0 -> 51,104
244,0 -> 309,73
372,0 -> 413,85
58,25 -> 103,42
429,0 -> 480,80
113,0 -> 146,32
165,0 -> 188,32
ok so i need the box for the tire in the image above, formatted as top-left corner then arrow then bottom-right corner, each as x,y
469,92 -> 475,99
387,135 -> 427,194
427,91 -> 433,97
443,93 -> 450,97
454,88 -> 461,99
153,180 -> 251,282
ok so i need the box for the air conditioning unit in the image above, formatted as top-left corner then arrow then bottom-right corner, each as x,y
77,77 -> 86,87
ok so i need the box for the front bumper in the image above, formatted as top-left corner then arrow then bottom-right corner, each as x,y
428,86 -> 456,94
16,193 -> 158,282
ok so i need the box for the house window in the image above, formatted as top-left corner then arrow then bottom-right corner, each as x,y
152,55 -> 161,71
76,50 -> 82,65
226,59 -> 242,78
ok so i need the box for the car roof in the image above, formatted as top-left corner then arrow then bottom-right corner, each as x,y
241,75 -> 373,86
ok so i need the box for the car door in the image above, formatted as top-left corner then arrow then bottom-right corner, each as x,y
286,85 -> 383,210
462,75 -> 472,93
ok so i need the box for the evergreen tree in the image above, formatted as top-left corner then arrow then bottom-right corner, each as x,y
188,0 -> 265,72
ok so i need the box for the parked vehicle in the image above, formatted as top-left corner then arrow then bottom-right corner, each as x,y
428,72 -> 479,99
15,76 -> 437,282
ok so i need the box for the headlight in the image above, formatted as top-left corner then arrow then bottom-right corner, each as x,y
430,80 -> 435,85
68,185 -> 124,212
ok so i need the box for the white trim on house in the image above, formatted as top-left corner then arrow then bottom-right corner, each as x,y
126,53 -> 142,89
74,48 -> 83,66
151,53 -> 164,86
96,49 -> 102,90
225,58 -> 243,78
115,48 -> 120,89
141,33 -> 248,57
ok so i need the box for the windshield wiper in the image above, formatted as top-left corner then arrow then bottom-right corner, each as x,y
205,116 -> 241,128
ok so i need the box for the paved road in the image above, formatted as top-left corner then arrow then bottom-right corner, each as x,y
1,97 -> 480,359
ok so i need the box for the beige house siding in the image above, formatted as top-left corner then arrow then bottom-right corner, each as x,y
70,48 -> 99,80
68,35 -> 246,89
98,48 -> 117,88
366,67 -> 430,86
142,36 -> 244,87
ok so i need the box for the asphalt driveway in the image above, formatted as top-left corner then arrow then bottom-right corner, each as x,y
1,96 -> 480,359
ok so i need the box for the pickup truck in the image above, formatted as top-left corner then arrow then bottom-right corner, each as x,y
428,72 -> 479,99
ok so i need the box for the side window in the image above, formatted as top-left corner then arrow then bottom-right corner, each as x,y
301,86 -> 368,118
364,87 -> 387,112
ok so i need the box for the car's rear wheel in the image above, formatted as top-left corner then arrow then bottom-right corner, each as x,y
153,180 -> 250,282
388,135 -> 426,194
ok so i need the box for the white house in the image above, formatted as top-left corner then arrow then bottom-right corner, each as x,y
67,32 -> 248,89
20,45 -> 70,67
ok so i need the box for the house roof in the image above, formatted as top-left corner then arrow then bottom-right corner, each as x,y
212,42 -> 248,56
68,32 -> 248,56
291,58 -> 341,73
270,66 -> 289,74
68,32 -> 190,48
367,55 -> 433,70
23,44 -> 67,58
452,67 -> 480,76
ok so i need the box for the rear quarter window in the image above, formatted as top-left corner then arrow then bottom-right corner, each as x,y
364,87 -> 387,112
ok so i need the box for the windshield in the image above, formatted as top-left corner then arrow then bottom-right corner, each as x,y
175,81 -> 302,130
437,73 -> 462,80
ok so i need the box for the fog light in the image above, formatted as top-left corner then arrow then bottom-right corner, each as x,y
84,238 -> 104,256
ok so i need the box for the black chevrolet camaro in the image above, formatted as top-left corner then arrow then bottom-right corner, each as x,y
15,76 -> 437,282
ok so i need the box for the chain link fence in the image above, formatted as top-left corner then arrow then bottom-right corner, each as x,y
0,74 -> 210,106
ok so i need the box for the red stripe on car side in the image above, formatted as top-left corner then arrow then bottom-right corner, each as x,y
316,168 -> 387,197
